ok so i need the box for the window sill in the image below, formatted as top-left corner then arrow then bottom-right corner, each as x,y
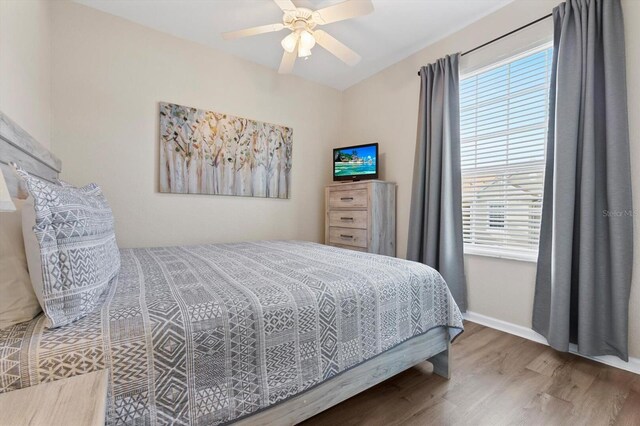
463,246 -> 538,263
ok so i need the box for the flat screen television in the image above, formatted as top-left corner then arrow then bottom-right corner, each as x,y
333,143 -> 378,181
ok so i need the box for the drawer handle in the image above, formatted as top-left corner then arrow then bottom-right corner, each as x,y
340,234 -> 354,239
340,197 -> 354,201
340,217 -> 354,221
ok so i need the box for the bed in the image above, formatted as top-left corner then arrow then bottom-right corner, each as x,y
0,110 -> 463,425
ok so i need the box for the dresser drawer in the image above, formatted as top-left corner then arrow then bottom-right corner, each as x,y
328,189 -> 368,209
331,244 -> 368,253
328,227 -> 368,248
328,210 -> 368,229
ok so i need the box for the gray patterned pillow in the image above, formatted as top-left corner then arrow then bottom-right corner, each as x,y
14,166 -> 120,328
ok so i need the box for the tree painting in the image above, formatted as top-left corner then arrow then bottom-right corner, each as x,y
159,102 -> 293,198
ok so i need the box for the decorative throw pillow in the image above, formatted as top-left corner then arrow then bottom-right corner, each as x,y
15,166 -> 120,328
55,178 -> 97,191
0,199 -> 42,329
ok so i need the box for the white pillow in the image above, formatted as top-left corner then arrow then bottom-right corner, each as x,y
21,196 -> 45,311
0,199 -> 41,329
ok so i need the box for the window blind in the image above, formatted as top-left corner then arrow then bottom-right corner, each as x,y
459,45 -> 552,259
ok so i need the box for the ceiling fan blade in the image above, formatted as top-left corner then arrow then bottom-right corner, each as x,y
222,23 -> 285,40
273,0 -> 297,12
314,30 -> 361,66
278,49 -> 297,74
312,0 -> 373,25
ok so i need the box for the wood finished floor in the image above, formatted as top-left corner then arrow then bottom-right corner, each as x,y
301,321 -> 640,426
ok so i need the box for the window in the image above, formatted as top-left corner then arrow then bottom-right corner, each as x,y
488,204 -> 505,228
460,45 -> 552,260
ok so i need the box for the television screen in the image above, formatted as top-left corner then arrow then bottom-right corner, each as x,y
333,143 -> 378,181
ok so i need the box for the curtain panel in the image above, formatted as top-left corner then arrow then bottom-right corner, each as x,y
533,0 -> 633,360
408,54 -> 467,312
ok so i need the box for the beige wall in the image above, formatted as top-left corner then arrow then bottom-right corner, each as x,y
0,0 -> 51,148
41,0 -> 640,359
340,0 -> 640,359
51,1 -> 342,248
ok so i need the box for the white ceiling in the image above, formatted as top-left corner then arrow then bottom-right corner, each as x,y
75,0 -> 514,90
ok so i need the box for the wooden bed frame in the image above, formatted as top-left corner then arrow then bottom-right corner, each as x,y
0,109 -> 452,425
0,111 -> 61,199
236,328 -> 450,425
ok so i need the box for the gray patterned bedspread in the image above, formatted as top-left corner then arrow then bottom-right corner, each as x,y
0,241 -> 463,425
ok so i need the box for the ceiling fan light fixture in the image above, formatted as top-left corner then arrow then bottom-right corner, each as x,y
298,45 -> 312,58
281,32 -> 299,53
299,30 -> 316,50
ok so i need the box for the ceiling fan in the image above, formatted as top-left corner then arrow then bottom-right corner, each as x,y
222,0 -> 374,74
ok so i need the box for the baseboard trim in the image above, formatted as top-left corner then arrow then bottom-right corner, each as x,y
463,311 -> 640,375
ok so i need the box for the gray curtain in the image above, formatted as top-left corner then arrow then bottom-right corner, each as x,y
533,0 -> 633,361
408,54 -> 467,312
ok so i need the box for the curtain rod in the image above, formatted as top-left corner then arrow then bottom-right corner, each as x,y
417,13 -> 552,76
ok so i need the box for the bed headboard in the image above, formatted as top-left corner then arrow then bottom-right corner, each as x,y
0,111 -> 61,199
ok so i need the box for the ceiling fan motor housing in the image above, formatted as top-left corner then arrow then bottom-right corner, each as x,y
283,8 -> 317,31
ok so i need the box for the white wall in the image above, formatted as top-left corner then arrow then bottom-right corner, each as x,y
50,1 -> 342,248
0,0 -> 52,148
340,0 -> 640,359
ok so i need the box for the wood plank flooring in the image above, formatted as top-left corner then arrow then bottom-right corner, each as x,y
301,321 -> 640,426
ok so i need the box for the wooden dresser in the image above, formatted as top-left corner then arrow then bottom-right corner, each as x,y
325,180 -> 396,256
